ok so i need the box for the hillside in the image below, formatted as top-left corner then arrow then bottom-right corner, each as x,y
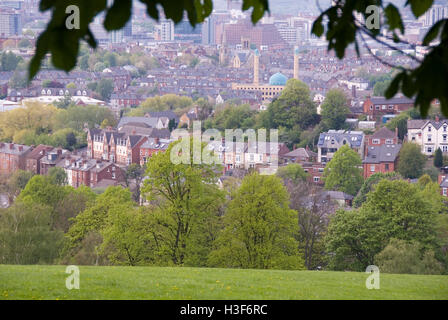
1,265 -> 447,300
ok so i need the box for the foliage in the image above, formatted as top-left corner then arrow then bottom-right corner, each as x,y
353,172 -> 401,208
125,163 -> 145,203
326,180 -> 440,271
266,79 -> 318,132
434,148 -> 444,168
375,239 -> 444,275
0,201 -> 64,264
397,143 -> 426,179
208,174 -> 305,270
373,79 -> 392,96
323,145 -> 363,196
0,51 -> 22,71
128,94 -> 193,116
96,78 -> 114,102
276,163 -> 309,184
385,112 -> 409,141
320,89 -> 350,131
48,167 -> 68,186
204,104 -> 256,131
142,139 -> 224,265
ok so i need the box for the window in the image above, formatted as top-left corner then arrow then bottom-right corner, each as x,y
375,105 -> 380,110
385,139 -> 393,144
444,135 -> 447,142
428,134 -> 432,142
313,177 -> 320,182
370,165 -> 375,172
427,147 -> 433,153
444,188 -> 447,196
372,139 -> 380,144
385,164 -> 389,171
428,126 -> 432,132
444,146 -> 448,152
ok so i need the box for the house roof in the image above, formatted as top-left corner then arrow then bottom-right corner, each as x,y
363,144 -> 401,164
117,117 -> 159,129
317,130 -> 364,148
371,127 -> 396,140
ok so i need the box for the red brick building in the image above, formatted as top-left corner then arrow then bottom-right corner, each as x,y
363,97 -> 414,121
362,144 -> 401,179
25,145 -> 55,174
365,127 -> 399,148
87,128 -> 148,166
0,142 -> 32,175
58,156 -> 125,188
139,138 -> 169,166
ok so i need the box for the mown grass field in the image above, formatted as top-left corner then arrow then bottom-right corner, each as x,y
0,265 -> 447,300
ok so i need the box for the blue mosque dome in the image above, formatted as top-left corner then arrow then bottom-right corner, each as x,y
269,72 -> 288,86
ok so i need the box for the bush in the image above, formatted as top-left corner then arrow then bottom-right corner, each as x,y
375,239 -> 443,275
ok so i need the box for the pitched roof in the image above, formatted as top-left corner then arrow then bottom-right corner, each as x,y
363,144 -> 401,164
371,127 -> 396,139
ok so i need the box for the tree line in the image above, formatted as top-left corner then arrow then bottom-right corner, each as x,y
1,139 -> 447,275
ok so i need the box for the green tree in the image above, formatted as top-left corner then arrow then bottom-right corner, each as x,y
96,78 -> 114,102
276,163 -> 309,184
209,173 -> 305,270
320,89 -> 350,131
323,145 -> 363,196
1,51 -> 22,71
64,187 -> 135,264
375,238 -> 443,275
0,170 -> 34,204
397,143 -> 426,179
99,207 -> 159,266
373,80 -> 392,97
267,79 -> 318,131
48,167 -> 68,186
386,112 -> 409,141
326,180 -> 439,271
142,139 -> 224,265
352,172 -> 401,208
0,201 -> 64,264
434,148 -> 443,168
125,163 -> 145,203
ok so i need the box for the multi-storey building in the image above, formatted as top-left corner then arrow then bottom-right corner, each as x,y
87,128 -> 149,166
58,156 -> 125,188
0,142 -> 32,175
25,145 -> 56,174
363,96 -> 414,121
407,118 -> 448,155
317,130 -> 365,163
362,144 -> 401,179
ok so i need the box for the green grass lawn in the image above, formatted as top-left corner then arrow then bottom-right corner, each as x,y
0,265 -> 447,300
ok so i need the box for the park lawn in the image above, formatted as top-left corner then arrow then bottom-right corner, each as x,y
0,265 -> 447,300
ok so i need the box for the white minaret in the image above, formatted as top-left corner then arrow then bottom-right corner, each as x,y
253,49 -> 260,85
293,46 -> 299,80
